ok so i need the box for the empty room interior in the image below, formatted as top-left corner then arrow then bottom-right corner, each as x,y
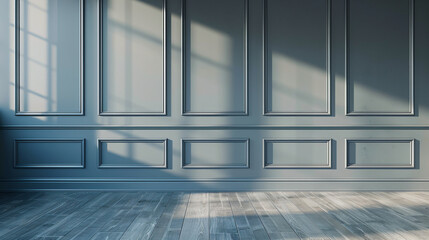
1,0 -> 429,239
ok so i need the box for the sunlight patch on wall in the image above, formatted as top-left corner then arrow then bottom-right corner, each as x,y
27,0 -> 48,38
8,0 -> 15,110
102,0 -> 164,114
270,52 -> 327,111
189,22 -> 235,102
190,22 -> 233,66
18,0 -> 80,114
351,81 -> 410,113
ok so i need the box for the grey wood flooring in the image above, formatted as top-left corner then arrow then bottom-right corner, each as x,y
0,192 -> 428,240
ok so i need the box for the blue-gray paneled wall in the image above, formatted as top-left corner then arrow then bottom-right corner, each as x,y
0,0 -> 428,191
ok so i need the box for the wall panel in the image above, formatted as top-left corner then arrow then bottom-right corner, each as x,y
14,139 -> 85,168
346,0 -> 414,115
264,139 -> 331,168
98,139 -> 167,168
100,0 -> 166,115
181,139 -> 249,168
346,139 -> 414,168
16,0 -> 83,115
182,0 -> 248,115
264,0 -> 330,115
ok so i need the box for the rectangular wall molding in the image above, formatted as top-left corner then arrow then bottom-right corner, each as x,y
346,139 -> 415,168
15,0 -> 84,116
263,0 -> 331,116
98,0 -> 167,116
2,0 -> 428,191
181,139 -> 250,168
181,0 -> 248,116
263,139 -> 332,168
345,0 -> 414,116
14,139 -> 85,168
98,139 -> 167,168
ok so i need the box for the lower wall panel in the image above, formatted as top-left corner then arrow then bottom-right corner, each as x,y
0,128 -> 428,190
98,139 -> 167,169
346,139 -> 415,169
182,139 -> 249,169
14,139 -> 85,168
263,139 -> 331,168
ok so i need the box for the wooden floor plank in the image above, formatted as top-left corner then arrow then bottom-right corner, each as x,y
90,232 -> 123,240
208,193 -> 239,240
36,193 -> 105,238
0,193 -> 63,236
60,192 -> 131,240
149,193 -> 190,240
267,191 -> 343,239
179,193 -> 209,240
247,192 -> 300,240
0,191 -> 428,240
229,192 -> 270,240
311,192 -> 387,240
391,192 -> 429,228
120,192 -> 171,240
362,192 -> 429,240
300,192 -> 363,240
99,192 -> 142,233
0,192 -> 101,240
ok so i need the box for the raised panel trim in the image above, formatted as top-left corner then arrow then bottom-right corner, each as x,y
345,138 -> 415,169
13,138 -> 85,168
181,0 -> 249,116
97,139 -> 168,169
263,0 -> 331,116
263,139 -> 332,168
98,0 -> 167,116
15,0 -> 85,116
345,0 -> 414,116
181,138 -> 250,168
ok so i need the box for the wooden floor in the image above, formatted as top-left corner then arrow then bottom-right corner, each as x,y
0,192 -> 429,240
